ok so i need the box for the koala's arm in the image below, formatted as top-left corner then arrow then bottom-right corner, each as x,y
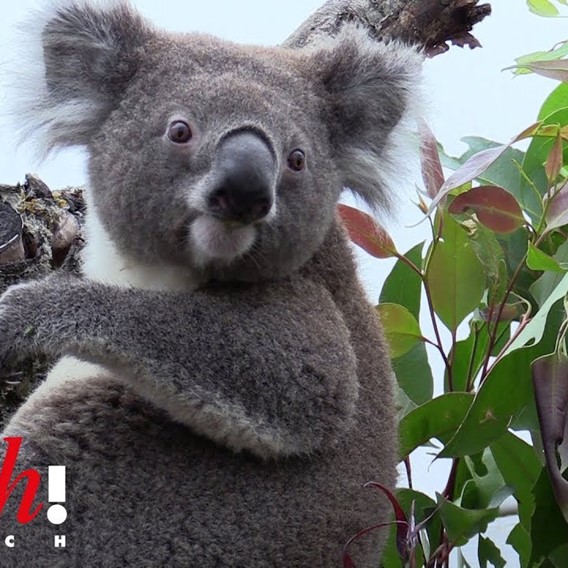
0,275 -> 359,458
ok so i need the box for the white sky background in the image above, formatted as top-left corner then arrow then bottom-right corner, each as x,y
0,1 -> 567,566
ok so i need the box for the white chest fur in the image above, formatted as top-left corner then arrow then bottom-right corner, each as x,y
47,202 -> 199,385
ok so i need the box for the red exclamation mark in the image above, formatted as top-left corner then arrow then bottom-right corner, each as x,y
46,466 -> 67,525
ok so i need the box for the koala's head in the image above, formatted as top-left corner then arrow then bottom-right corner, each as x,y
17,0 -> 421,283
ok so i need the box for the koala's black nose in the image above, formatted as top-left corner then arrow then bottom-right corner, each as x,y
208,131 -> 276,225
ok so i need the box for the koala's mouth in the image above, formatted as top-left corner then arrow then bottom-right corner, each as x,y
190,215 -> 256,265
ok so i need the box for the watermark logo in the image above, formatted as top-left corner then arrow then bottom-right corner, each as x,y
0,437 -> 67,548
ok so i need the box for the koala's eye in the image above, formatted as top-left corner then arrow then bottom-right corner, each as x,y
168,121 -> 193,144
287,149 -> 306,172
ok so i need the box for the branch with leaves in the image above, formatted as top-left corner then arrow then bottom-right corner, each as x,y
340,10 -> 568,564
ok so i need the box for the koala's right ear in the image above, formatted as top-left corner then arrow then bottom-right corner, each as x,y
12,0 -> 154,156
305,25 -> 423,212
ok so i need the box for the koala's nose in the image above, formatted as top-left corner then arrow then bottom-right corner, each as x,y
207,131 -> 276,225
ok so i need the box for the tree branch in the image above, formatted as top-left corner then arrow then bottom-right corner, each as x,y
284,0 -> 491,56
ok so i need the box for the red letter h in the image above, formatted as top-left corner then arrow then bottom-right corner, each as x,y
0,437 -> 43,524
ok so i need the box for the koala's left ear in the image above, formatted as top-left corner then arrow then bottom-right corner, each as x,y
8,0 -> 155,157
308,25 -> 423,211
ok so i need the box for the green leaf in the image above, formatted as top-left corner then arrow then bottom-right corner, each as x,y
461,449 -> 513,510
497,227 -> 529,280
531,241 -> 568,307
396,386 -> 418,420
507,272 -> 568,354
510,399 -> 541,432
478,535 -> 506,568
550,544 -> 568,568
445,320 -> 489,392
527,0 -> 560,16
398,393 -> 474,458
437,496 -> 499,547
527,242 -> 567,273
442,299 -> 564,459
539,83 -> 568,120
439,348 -> 536,458
376,303 -> 423,358
440,304 -> 564,458
426,215 -> 486,331
515,43 -> 568,76
520,59 -> 568,82
507,523 -> 531,568
521,107 -> 568,221
380,243 -> 423,319
393,342 -> 434,407
381,527 -> 404,568
490,432 -> 541,501
530,468 -> 568,565
469,225 -> 509,306
507,282 -> 568,359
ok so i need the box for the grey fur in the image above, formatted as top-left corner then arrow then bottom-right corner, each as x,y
0,1 -> 422,566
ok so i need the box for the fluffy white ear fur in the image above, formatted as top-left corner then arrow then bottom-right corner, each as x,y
308,25 -> 425,212
3,0 -> 148,159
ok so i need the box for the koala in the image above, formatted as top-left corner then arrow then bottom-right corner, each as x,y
0,1 -> 422,566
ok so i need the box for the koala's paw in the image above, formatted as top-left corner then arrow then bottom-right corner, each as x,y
0,276 -> 66,374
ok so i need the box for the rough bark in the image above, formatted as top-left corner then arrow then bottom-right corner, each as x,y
284,0 -> 491,55
0,0 -> 491,422
0,178 -> 85,425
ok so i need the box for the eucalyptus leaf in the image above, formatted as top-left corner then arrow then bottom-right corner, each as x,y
398,393 -> 474,458
439,348 -> 537,458
338,204 -> 396,258
506,272 -> 568,354
527,0 -> 560,17
507,523 -> 531,568
478,535 -> 506,568
449,186 -> 525,234
490,431 -> 541,501
462,449 -> 512,510
531,240 -> 568,307
527,243 -> 567,273
515,44 -> 568,77
521,107 -> 568,221
380,243 -> 423,319
445,321 -> 490,392
420,121 -> 445,198
393,342 -> 434,407
426,215 -> 486,331
437,496 -> 499,547
539,83 -> 568,120
376,303 -> 423,358
530,468 -> 568,565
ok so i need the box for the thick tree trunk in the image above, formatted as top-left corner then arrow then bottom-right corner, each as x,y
0,0 -> 491,421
